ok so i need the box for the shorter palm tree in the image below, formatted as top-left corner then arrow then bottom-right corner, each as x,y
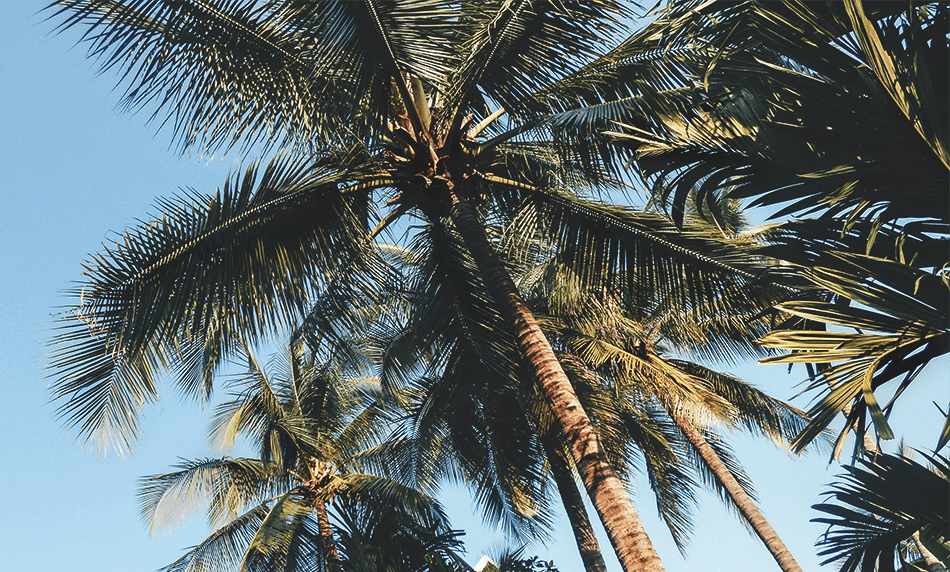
139,338 -> 465,572
518,248 -> 811,572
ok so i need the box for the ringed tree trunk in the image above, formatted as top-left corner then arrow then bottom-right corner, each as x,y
447,188 -> 666,572
912,531 -> 948,572
314,498 -> 341,572
671,413 -> 803,572
541,432 -> 609,572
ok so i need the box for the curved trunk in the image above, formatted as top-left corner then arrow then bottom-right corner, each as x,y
912,531 -> 947,572
315,499 -> 341,572
542,432 -> 609,572
448,189 -> 665,572
672,414 -> 803,572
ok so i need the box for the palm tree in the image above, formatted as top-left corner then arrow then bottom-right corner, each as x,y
519,249 -> 811,572
603,0 -> 948,454
140,338 -> 465,572
323,232 -> 599,568
45,2 -> 789,570
344,222 -> 806,572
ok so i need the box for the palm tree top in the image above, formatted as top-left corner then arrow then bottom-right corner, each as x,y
138,339 -> 466,572
46,0 -> 780,458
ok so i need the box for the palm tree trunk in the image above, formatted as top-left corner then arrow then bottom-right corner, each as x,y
448,189 -> 665,572
912,531 -> 947,572
671,414 -> 802,572
315,499 -> 341,572
542,432 -> 609,572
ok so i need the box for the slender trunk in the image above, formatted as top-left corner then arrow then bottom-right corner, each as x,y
912,531 -> 947,572
315,499 -> 341,572
448,189 -> 665,572
541,432 -> 609,572
672,414 -> 803,572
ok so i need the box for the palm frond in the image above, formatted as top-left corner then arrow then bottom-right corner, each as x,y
812,453 -> 950,572
138,457 -> 289,535
618,0 -> 949,233
47,155 -> 376,455
504,185 -> 786,319
618,405 -> 700,553
443,0 -> 630,129
210,344 -> 286,454
331,489 -> 466,572
758,253 -> 950,456
158,504 -> 271,572
46,0 -> 459,153
668,360 -> 808,446
241,493 -> 320,572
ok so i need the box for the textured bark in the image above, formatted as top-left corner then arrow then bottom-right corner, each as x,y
315,499 -> 341,572
912,531 -> 947,572
673,415 -> 803,572
542,433 -> 609,572
448,190 -> 665,572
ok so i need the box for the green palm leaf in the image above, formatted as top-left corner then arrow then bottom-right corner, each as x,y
159,505 -> 272,572
500,184 -> 787,319
48,0 -> 459,153
443,0 -> 630,129
615,0 -> 948,232
759,253 -> 949,455
47,155 -> 378,455
138,457 -> 290,535
812,453 -> 950,572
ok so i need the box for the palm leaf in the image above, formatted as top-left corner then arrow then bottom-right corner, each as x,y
758,253 -> 949,455
138,457 -> 289,535
501,184 -> 786,319
616,0 -> 948,232
47,155 -> 376,455
241,493 -> 319,572
159,505 -> 271,572
46,0 -> 459,153
443,0 -> 630,130
812,453 -> 950,572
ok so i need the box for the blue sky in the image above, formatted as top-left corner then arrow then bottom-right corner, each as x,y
2,2 -> 945,571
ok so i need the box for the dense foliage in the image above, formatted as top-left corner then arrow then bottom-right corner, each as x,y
43,1 -> 948,571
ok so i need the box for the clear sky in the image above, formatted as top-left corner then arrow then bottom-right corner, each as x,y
2,2 -> 945,571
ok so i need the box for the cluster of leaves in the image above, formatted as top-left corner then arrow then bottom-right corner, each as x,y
813,453 -> 950,572
607,1 -> 949,570
611,0 -> 949,457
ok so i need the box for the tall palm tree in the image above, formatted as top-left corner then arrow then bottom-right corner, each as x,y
139,338 -> 466,572
519,248 -> 811,572
45,2 -> 792,570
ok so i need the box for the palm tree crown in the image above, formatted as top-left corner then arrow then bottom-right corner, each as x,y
140,338 -> 465,572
